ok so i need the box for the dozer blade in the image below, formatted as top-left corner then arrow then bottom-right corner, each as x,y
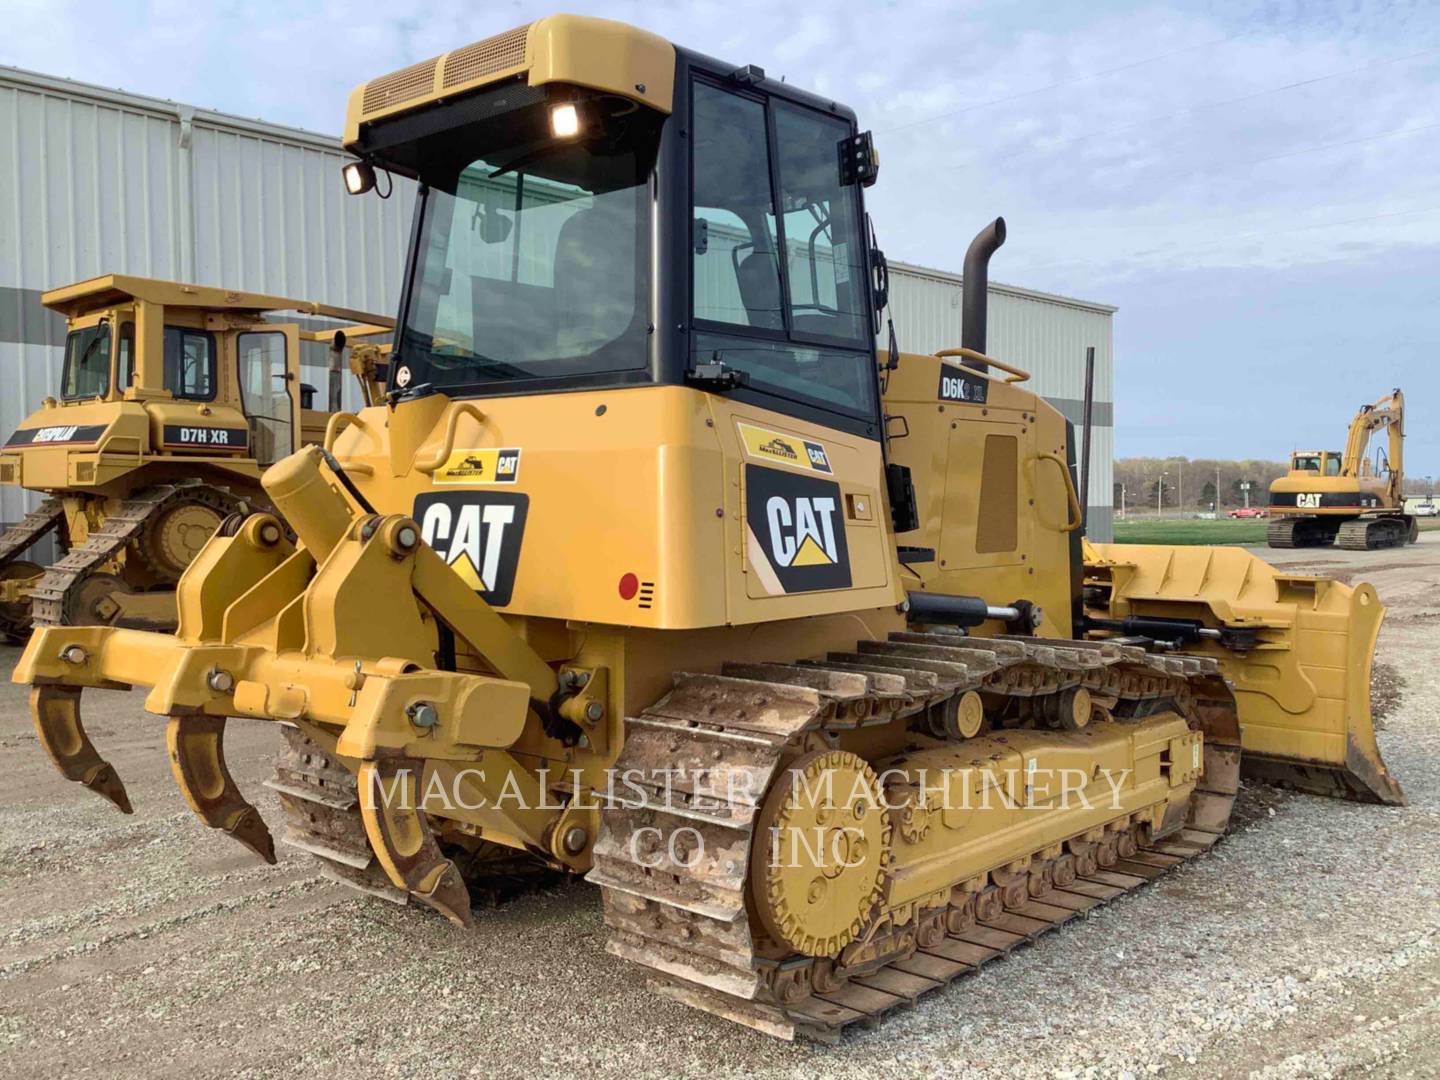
31,684 -> 133,813
1086,542 -> 1405,806
167,714 -> 276,863
357,758 -> 472,927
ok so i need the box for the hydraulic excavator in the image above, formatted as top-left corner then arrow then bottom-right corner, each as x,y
1267,389 -> 1415,549
0,276 -> 391,638
13,14 -> 1404,1042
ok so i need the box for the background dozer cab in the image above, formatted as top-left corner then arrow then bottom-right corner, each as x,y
1267,388 -> 1414,549
14,12 -> 1404,1043
0,275 -> 392,638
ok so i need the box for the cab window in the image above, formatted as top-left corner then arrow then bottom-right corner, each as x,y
164,327 -> 217,401
1324,456 -> 1341,477
61,324 -> 111,400
238,331 -> 293,464
1293,454 -> 1320,472
690,79 -> 876,421
117,322 -> 135,390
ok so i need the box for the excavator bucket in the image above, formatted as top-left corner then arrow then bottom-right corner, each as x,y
1085,542 -> 1403,806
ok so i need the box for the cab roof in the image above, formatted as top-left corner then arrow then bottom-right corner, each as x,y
41,274 -> 393,328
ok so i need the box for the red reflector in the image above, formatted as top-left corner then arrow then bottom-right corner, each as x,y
618,573 -> 640,600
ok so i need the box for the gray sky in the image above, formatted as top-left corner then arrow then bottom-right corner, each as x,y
6,0 -> 1436,478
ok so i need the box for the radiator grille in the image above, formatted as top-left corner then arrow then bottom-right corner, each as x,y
442,24 -> 530,89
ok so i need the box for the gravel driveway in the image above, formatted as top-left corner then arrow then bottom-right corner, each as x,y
2,538 -> 1436,1079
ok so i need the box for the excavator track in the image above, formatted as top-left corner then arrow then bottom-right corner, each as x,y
27,482 -> 238,627
588,632 -> 1239,1042
1336,516 -> 1411,551
1266,516 -> 1337,548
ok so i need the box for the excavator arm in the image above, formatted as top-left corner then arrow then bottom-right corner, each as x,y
1342,389 -> 1404,501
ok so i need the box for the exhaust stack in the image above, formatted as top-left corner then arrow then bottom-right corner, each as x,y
961,217 -> 1006,369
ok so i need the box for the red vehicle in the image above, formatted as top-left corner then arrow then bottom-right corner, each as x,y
1228,507 -> 1269,519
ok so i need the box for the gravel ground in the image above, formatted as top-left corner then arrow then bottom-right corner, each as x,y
2,537 -> 1437,1079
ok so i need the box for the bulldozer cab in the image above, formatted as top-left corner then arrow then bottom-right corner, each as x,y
354,28 -> 883,437
31,276 -> 394,471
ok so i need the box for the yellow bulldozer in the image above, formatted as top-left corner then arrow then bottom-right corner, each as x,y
13,14 -> 1404,1042
1267,388 -> 1415,549
0,275 -> 392,639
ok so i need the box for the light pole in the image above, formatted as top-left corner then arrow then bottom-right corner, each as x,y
1158,472 -> 1167,518
1121,483 -> 1127,519
1178,461 -> 1184,513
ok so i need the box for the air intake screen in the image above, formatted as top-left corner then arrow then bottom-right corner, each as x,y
362,58 -> 439,115
442,24 -> 530,89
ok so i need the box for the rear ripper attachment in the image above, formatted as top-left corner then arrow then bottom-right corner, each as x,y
16,443 -> 599,927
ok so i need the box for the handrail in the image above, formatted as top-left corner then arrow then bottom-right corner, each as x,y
414,402 -> 487,475
934,347 -> 1030,383
1036,451 -> 1083,533
323,412 -> 364,453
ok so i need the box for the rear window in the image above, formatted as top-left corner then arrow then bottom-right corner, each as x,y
164,327 -> 217,401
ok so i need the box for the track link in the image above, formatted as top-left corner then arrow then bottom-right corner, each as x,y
1336,516 -> 1410,550
588,631 -> 1239,1041
267,726 -> 565,910
27,482 -> 238,626
0,497 -> 64,567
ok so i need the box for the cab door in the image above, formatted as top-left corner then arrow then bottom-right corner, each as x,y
237,325 -> 302,466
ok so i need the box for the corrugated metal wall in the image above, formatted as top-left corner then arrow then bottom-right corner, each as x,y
0,67 -> 418,534
887,261 -> 1116,539
0,66 -> 1115,542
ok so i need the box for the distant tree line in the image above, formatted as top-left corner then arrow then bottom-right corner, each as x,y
1113,457 -> 1288,511
1114,458 -> 1437,512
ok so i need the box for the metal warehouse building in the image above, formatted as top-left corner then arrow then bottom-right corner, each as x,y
1,64 -> 1115,541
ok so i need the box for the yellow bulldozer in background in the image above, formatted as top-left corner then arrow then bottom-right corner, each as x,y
1266,388 -> 1415,549
0,275 -> 392,638
12,13 -> 1404,1042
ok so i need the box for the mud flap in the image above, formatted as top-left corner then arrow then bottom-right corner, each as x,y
31,684 -> 133,813
357,758 -> 473,927
167,714 -> 277,863
1086,542 -> 1405,806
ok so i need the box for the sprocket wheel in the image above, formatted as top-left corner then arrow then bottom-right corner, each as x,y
62,572 -> 129,626
143,496 -> 234,579
751,749 -> 891,958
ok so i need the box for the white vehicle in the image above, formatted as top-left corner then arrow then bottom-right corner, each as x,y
1413,501 -> 1438,518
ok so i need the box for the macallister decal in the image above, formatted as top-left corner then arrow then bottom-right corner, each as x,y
745,464 -> 851,594
737,423 -> 832,475
413,491 -> 528,607
432,447 -> 521,485
5,424 -> 108,447
937,365 -> 989,405
162,425 -> 249,450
